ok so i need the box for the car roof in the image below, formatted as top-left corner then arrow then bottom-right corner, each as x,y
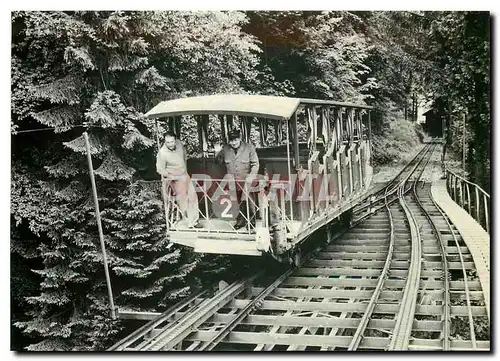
145,94 -> 372,121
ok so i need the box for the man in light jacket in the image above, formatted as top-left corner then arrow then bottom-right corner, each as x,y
156,131 -> 200,228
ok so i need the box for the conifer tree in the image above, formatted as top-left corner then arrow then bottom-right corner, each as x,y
11,10 -> 264,350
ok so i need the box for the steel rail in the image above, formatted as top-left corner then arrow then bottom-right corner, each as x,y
107,287 -> 210,351
403,143 -> 439,195
192,227 -> 349,351
353,143 -> 432,216
414,176 -> 451,351
381,142 -> 432,191
194,268 -> 295,351
352,143 -> 434,225
110,141 -> 487,351
123,227 -> 345,352
184,307 -> 240,351
256,274 -> 336,351
287,227 -> 383,351
347,206 -> 393,350
140,272 -> 264,351
348,143 -> 434,350
136,230 -> 342,351
444,167 -> 490,200
429,188 -> 478,349
253,228 -> 350,351
410,147 -> 451,350
387,145 -> 431,195
388,185 -> 420,350
387,144 -> 435,350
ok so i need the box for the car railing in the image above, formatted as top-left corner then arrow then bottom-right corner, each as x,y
196,177 -> 261,234
160,179 -> 181,233
160,174 -> 306,238
162,176 -> 265,235
160,160 -> 369,241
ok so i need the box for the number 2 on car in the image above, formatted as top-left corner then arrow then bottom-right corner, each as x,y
220,198 -> 233,218
212,195 -> 239,219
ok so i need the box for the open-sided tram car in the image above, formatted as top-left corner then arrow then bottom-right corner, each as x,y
146,94 -> 373,263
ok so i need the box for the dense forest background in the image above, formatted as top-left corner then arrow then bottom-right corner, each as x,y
11,11 -> 490,350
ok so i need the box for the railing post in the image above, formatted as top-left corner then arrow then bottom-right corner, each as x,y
308,167 -> 315,219
348,149 -> 354,195
245,182 -> 251,234
285,120 -> 294,221
483,193 -> 489,234
275,187 -> 287,253
475,187 -> 480,223
453,175 -> 458,203
175,199 -> 180,223
258,190 -> 267,228
358,146 -> 364,190
465,183 -> 471,215
203,181 -> 209,227
162,179 -> 171,233
459,180 -> 464,208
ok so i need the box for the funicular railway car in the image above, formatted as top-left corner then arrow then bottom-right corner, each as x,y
147,94 -> 373,264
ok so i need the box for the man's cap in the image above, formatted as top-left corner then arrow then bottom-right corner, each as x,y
228,129 -> 241,140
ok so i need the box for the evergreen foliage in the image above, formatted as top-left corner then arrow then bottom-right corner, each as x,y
11,10 -> 263,350
425,12 -> 490,190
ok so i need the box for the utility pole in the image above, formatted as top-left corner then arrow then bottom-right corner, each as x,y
84,132 -> 116,319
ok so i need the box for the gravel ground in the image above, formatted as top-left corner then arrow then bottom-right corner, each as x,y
419,144 -> 445,182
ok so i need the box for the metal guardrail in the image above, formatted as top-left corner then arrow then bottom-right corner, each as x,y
444,168 -> 490,234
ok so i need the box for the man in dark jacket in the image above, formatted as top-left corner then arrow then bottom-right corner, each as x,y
215,129 -> 259,229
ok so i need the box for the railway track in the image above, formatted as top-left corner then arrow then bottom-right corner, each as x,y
108,142 -> 489,351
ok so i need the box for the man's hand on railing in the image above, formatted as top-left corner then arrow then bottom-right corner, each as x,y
245,175 -> 265,192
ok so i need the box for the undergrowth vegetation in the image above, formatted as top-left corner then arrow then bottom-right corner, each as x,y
371,113 -> 426,167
